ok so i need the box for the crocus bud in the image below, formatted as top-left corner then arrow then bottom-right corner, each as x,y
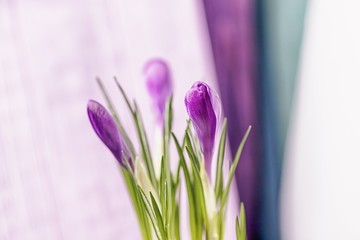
87,100 -> 131,169
185,81 -> 221,176
143,59 -> 172,124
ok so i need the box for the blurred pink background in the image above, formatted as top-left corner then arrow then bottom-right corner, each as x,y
0,0 -> 226,239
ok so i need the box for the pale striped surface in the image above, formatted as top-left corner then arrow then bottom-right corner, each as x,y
0,0 -> 238,239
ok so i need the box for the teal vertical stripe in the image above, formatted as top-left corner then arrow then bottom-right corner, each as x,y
272,0 -> 308,169
257,0 -> 307,239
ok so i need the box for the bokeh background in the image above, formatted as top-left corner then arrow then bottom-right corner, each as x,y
1,0 -> 360,239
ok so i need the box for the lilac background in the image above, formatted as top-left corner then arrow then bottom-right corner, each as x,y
0,0 -> 238,239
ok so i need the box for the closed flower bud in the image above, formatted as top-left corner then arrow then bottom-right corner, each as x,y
143,59 -> 172,124
185,81 -> 221,176
87,100 -> 131,169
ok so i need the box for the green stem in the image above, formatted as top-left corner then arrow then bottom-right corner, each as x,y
121,167 -> 152,240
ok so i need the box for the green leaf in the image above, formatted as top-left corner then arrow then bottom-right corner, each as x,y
185,125 -> 202,164
174,121 -> 190,186
121,153 -> 153,240
215,119 -> 228,200
150,192 -> 167,239
133,102 -> 157,187
239,202 -> 247,240
162,96 -> 173,234
185,147 -> 208,227
114,77 -> 135,113
221,126 -> 251,211
163,96 -> 173,145
184,132 -> 200,171
185,146 -> 200,173
121,167 -> 152,240
159,157 -> 167,227
236,216 -> 241,240
236,203 -> 247,240
172,133 -> 198,240
113,78 -> 157,187
218,209 -> 225,240
96,78 -> 136,157
138,187 -> 164,240
174,161 -> 182,190
173,203 -> 181,240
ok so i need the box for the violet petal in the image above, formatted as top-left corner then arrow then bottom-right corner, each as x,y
87,100 -> 131,168
143,59 -> 172,124
185,81 -> 220,176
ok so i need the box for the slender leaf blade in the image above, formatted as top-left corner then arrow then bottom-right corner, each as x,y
114,77 -> 134,113
236,216 -> 241,240
215,119 -> 228,200
121,167 -> 152,240
133,102 -> 157,186
221,126 -> 251,210
96,78 -> 136,156
150,192 -> 167,239
185,147 -> 208,225
162,96 -> 173,234
172,133 -> 198,240
239,202 -> 247,240
138,187 -> 163,240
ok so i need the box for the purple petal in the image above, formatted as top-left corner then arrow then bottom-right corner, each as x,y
143,59 -> 172,124
87,100 -> 131,168
185,81 -> 220,176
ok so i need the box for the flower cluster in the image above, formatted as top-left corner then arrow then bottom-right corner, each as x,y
87,59 -> 250,240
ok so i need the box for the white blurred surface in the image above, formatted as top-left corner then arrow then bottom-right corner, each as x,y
281,0 -> 360,239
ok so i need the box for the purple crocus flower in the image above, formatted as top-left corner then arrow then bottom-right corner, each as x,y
143,59 -> 172,124
87,100 -> 131,169
185,81 -> 221,176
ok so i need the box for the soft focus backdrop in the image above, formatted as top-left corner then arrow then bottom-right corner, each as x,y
1,0 -> 360,240
0,0 -> 236,239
